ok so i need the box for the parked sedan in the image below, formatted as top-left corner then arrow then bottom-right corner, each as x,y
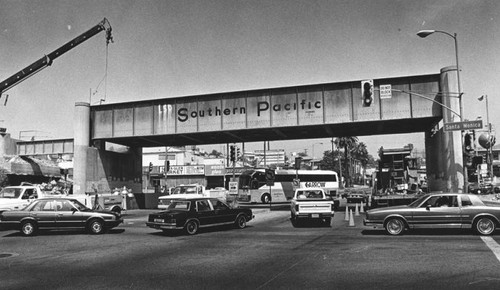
146,197 -> 253,235
0,198 -> 123,236
364,193 -> 500,236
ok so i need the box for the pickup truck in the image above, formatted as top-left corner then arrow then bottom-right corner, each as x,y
158,184 -> 228,209
0,185 -> 46,213
290,188 -> 334,227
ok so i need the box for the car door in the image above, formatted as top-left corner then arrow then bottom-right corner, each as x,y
54,200 -> 85,228
30,200 -> 57,228
458,195 -> 476,228
195,200 -> 215,226
410,195 -> 461,228
210,199 -> 236,224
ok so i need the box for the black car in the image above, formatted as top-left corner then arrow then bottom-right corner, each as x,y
0,198 -> 123,236
146,197 -> 254,235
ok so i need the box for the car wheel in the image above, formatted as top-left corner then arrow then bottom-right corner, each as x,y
385,217 -> 405,235
323,217 -> 332,227
88,219 -> 105,235
21,220 -> 37,236
474,217 -> 496,235
261,193 -> 271,204
235,215 -> 247,229
185,220 -> 199,235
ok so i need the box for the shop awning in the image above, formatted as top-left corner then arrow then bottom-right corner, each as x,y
1,156 -> 62,177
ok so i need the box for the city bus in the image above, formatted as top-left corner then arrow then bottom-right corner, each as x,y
236,169 -> 339,203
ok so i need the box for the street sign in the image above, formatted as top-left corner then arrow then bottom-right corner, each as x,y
229,181 -> 238,195
444,120 -> 483,132
379,84 -> 392,99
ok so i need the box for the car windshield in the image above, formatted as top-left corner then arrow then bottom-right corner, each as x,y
168,200 -> 191,211
408,194 -> 430,208
0,188 -> 22,198
71,199 -> 92,211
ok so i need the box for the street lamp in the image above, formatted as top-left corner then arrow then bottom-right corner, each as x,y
417,30 -> 463,119
418,29 -> 465,192
417,30 -> 464,121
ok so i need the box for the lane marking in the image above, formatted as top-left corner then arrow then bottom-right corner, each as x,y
481,236 -> 500,262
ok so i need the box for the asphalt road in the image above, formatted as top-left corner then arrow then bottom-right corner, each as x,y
2,207 -> 500,290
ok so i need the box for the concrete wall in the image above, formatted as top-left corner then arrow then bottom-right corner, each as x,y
85,145 -> 142,194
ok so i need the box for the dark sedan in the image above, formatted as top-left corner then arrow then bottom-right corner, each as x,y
364,193 -> 500,236
0,198 -> 123,236
146,197 -> 254,235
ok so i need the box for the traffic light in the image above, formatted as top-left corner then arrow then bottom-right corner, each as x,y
149,162 -> 153,172
294,157 -> 302,170
236,147 -> 241,160
230,145 -> 236,162
165,160 -> 170,172
464,132 -> 474,153
361,79 -> 373,107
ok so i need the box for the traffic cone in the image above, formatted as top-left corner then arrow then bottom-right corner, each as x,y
360,201 -> 365,213
355,203 -> 360,216
348,209 -> 355,227
344,205 -> 349,221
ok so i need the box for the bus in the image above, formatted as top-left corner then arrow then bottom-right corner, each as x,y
237,169 -> 339,203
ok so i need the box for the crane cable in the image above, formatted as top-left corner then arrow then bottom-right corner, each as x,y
93,20 -> 113,105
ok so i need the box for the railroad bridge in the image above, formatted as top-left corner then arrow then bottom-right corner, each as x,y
3,67 -> 462,194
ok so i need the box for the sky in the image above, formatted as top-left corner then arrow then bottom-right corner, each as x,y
0,0 -> 499,158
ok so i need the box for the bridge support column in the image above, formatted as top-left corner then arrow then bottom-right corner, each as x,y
73,102 -> 90,195
426,66 -> 464,193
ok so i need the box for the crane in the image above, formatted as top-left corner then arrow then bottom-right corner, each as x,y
0,18 -> 113,96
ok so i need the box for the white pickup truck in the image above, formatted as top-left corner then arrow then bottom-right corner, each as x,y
290,188 -> 334,227
157,184 -> 228,209
0,185 -> 46,213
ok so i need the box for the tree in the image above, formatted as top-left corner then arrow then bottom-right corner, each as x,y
319,149 -> 342,173
334,137 -> 358,187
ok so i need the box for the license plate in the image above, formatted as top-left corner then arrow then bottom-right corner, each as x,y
311,214 -> 319,218
154,219 -> 164,223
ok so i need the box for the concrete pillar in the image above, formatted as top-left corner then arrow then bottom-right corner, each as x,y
439,66 -> 464,192
73,102 -> 90,195
0,132 -> 17,157
0,132 -> 7,157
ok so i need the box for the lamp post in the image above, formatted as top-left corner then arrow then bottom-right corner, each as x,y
332,138 -> 344,189
417,30 -> 463,119
417,29 -> 466,192
478,95 -> 492,175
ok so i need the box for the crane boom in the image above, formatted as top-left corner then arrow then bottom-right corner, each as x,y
0,18 -> 113,95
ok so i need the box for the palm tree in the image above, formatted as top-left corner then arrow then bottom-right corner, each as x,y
334,136 -> 359,187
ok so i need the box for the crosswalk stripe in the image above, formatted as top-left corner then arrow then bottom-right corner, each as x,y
481,236 -> 500,262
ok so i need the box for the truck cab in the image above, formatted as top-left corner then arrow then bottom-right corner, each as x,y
290,188 -> 334,227
157,184 -> 205,209
0,185 -> 44,213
